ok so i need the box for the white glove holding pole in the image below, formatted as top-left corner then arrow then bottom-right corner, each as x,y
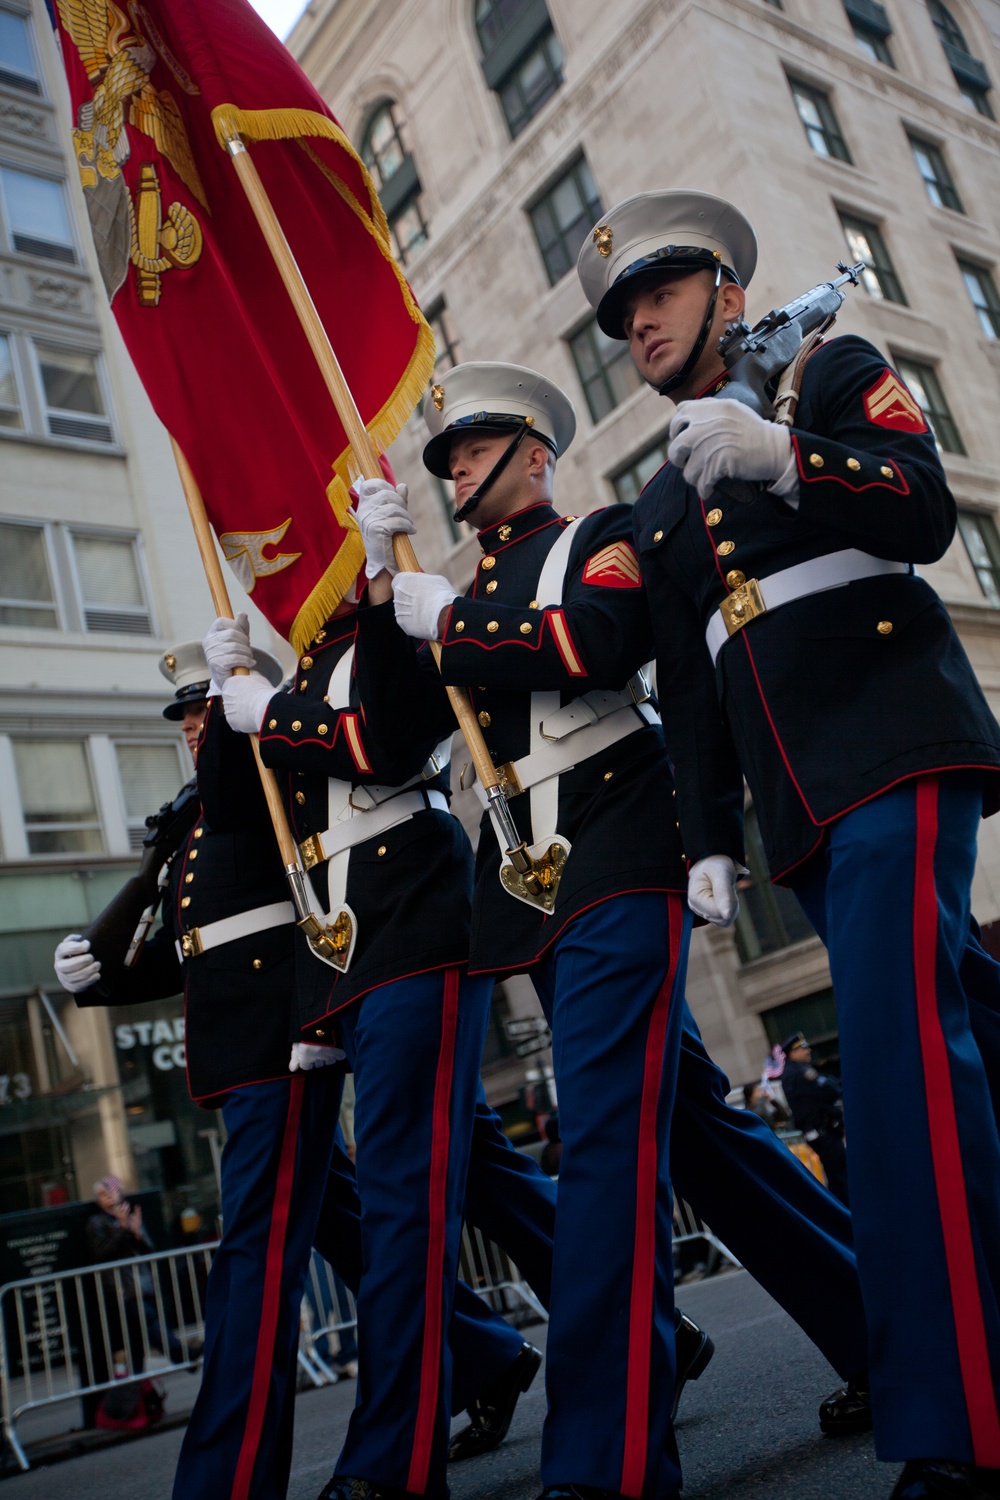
54,935 -> 102,994
355,479 -> 415,579
289,1042 -> 347,1072
202,613 -> 255,688
687,855 -> 741,927
221,671 -> 276,734
392,572 -> 457,642
668,399 -> 794,500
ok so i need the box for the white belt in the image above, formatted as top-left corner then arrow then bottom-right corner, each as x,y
705,548 -> 910,665
300,787 -> 449,869
175,900 -> 295,961
473,702 -> 659,809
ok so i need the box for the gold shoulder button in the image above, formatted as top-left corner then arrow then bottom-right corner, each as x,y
653,530 -> 664,543
846,458 -> 861,471
520,622 -> 533,635
318,723 -> 329,734
268,718 -> 277,729
877,620 -> 893,635
809,453 -> 824,468
487,620 -> 500,633
454,620 -> 465,632
881,465 -> 894,478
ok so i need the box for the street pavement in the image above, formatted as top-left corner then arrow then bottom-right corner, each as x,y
3,1269 -> 897,1499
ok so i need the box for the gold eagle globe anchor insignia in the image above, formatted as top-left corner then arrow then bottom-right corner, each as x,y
57,0 -> 206,303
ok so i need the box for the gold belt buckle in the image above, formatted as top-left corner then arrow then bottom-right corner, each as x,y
495,761 -> 524,798
180,928 -> 203,959
719,578 -> 766,637
298,833 -> 327,872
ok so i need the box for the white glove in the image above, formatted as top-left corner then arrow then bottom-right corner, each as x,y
289,1042 -> 346,1072
687,855 -> 741,928
355,479 -> 415,579
392,572 -> 457,641
221,671 -> 276,734
54,935 -> 102,993
203,613 -> 255,687
668,399 -> 792,500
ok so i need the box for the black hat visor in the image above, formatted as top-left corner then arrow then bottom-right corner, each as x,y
163,681 -> 210,721
423,413 -> 556,480
597,246 -> 739,339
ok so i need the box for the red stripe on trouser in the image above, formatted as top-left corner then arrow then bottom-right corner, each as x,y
620,897 -> 683,1498
230,1076 -> 305,1500
406,966 -> 460,1495
913,776 -> 1000,1465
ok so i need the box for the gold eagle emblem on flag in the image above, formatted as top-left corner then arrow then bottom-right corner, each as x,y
219,521 -> 302,595
581,541 -> 642,589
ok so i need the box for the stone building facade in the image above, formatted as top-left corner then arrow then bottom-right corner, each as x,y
289,0 -> 1000,1094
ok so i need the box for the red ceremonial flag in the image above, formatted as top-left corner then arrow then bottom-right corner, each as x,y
50,0 -> 433,652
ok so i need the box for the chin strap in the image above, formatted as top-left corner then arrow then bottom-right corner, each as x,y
453,418 -> 534,524
656,264 -> 723,399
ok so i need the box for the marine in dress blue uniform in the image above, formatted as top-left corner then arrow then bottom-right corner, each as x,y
577,189 -> 1000,1500
367,363 -> 874,1500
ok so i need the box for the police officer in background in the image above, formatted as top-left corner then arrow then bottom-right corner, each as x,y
778,1033 -> 848,1206
578,190 -> 1000,1500
361,362 -> 874,1500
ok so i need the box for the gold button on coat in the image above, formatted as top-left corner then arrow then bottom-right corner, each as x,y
268,718 -> 277,729
726,569 -> 746,589
809,453 -> 824,468
881,465 -> 894,478
188,848 -> 198,860
377,845 -> 387,856
181,896 -> 191,909
498,525 -> 512,541
706,508 -> 723,526
846,458 -> 861,471
604,771 -> 614,781
301,656 -> 314,670
717,540 -> 735,556
295,791 -> 306,805
520,622 -> 533,635
185,872 -> 194,884
528,600 -> 540,609
292,720 -> 302,732
318,723 -> 329,734
653,530 -> 664,543
252,959 -> 262,971
877,620 -> 893,635
478,710 -> 491,727
194,827 -> 203,839
485,580 -> 497,594
299,680 -> 308,691
487,621 -> 499,633
481,556 -> 496,570
454,620 -> 465,632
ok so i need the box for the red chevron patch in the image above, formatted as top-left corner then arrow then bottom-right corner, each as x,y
863,369 -> 929,434
582,541 -> 642,589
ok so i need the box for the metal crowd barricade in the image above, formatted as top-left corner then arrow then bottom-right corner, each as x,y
0,1241 -> 216,1471
672,1196 -> 742,1276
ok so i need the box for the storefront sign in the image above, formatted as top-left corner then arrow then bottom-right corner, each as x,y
115,1017 -> 186,1071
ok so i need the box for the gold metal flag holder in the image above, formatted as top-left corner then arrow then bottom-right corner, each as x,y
171,439 -> 355,968
213,130 -> 561,912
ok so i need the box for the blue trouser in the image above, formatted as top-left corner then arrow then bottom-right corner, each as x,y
333,967 -> 491,1497
533,891 -> 691,1500
793,772 -> 1000,1466
172,1071 -> 343,1500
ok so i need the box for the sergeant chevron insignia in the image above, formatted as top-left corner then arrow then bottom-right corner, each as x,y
581,541 -> 642,589
862,369 -> 928,434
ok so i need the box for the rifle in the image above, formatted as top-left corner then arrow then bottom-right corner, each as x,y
80,779 -> 200,1001
712,260 -> 865,504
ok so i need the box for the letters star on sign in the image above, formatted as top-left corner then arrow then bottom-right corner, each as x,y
219,520 -> 302,594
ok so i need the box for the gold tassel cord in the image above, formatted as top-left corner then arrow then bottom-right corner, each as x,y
290,519 -> 366,656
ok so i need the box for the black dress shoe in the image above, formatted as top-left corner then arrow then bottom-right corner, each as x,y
672,1311 -> 715,1421
819,1371 -> 873,1435
890,1461 -> 1000,1499
448,1341 -> 543,1461
315,1478 -> 427,1500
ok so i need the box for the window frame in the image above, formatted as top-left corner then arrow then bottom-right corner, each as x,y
892,354 -> 965,455
475,0 -> 564,138
907,134 -> 963,213
65,525 -> 155,637
0,516 -> 61,630
957,509 -> 1000,607
610,434 -> 671,507
788,77 -> 853,163
0,162 -> 78,264
10,734 -> 106,859
0,5 -> 42,96
27,338 -> 117,447
568,315 -> 643,425
957,258 -> 1000,339
838,211 -> 906,303
528,154 -> 604,288
0,327 -> 24,430
112,738 -> 187,850
359,99 -> 428,267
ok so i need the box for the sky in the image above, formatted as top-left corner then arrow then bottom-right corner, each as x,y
248,0 -> 308,40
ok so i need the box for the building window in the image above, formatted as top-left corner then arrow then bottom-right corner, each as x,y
612,435 -> 670,506
0,167 -> 76,262
426,301 -> 460,376
0,331 -> 21,428
842,0 -> 894,63
12,739 -> 104,856
908,135 -> 963,212
360,101 -> 428,266
529,156 -> 603,287
0,521 -> 58,628
115,743 -> 185,849
788,79 -> 852,162
569,317 -> 642,423
838,213 -> 906,303
958,511 -> 1000,607
734,806 -> 815,964
69,530 -> 153,635
958,260 -> 1000,339
34,344 -> 114,444
893,357 -> 964,454
476,0 -> 563,138
0,7 -> 40,95
929,0 -> 994,117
